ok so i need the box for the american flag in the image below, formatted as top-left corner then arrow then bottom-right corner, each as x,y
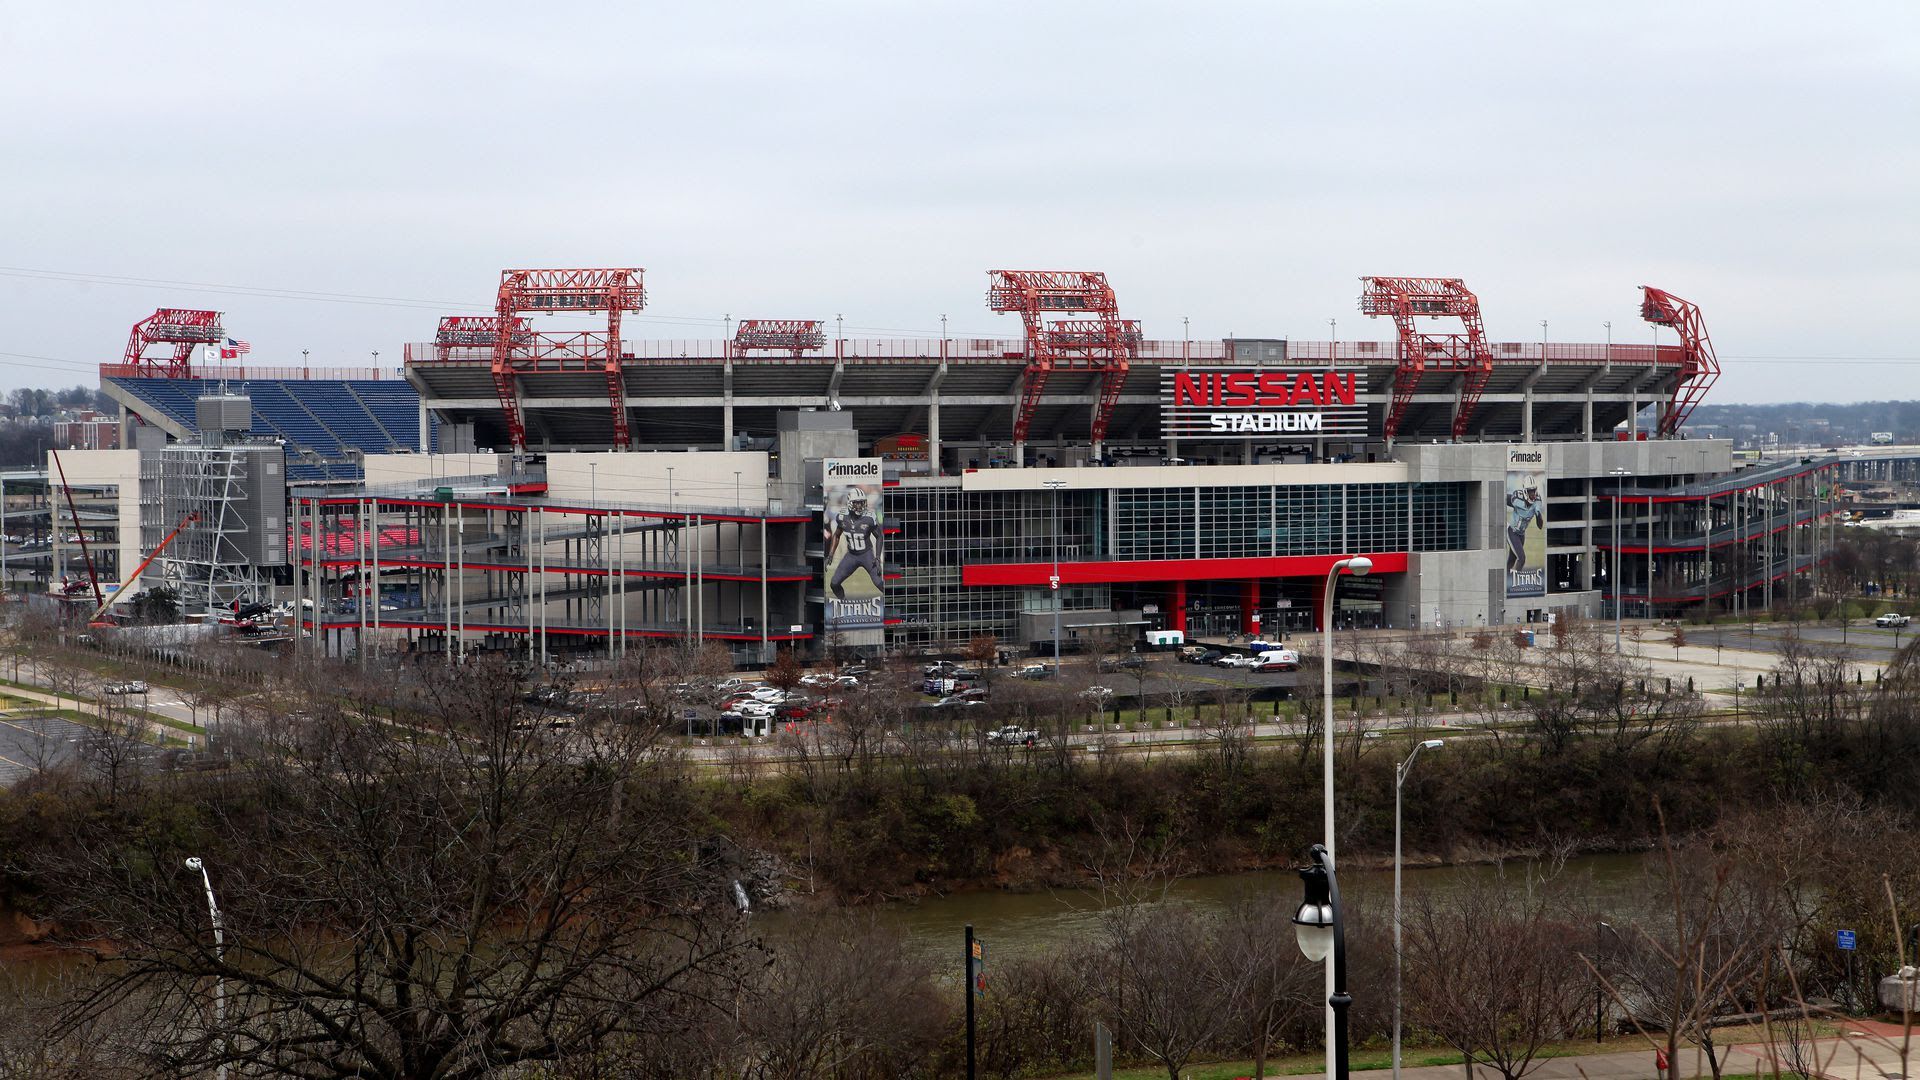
226,337 -> 251,355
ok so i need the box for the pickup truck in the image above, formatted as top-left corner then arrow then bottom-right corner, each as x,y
1876,612 -> 1911,627
986,724 -> 1041,746
1014,663 -> 1055,679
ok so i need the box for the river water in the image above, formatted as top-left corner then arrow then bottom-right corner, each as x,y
787,852 -> 1657,967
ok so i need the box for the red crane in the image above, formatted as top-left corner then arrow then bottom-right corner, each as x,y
493,268 -> 646,450
123,308 -> 224,377
1358,277 -> 1495,440
986,270 -> 1138,448
1639,286 -> 1720,437
732,319 -> 826,357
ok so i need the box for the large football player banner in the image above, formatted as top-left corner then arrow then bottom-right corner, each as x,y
823,458 -> 885,630
1504,444 -> 1548,599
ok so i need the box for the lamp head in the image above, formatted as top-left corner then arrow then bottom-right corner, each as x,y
1346,556 -> 1373,576
184,857 -> 203,872
1292,845 -> 1335,962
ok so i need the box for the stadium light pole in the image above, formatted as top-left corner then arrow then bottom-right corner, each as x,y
1393,739 -> 1444,1080
1319,553 -> 1370,1074
1610,468 -> 1631,651
184,857 -> 228,1080
1044,479 -> 1067,672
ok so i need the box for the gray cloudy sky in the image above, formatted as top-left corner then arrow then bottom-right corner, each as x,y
3,1 -> 1915,401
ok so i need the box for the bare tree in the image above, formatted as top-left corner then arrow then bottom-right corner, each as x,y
19,659 -> 755,1079
1404,868 -> 1590,1080
739,913 -> 947,1080
1597,805 -> 1792,1080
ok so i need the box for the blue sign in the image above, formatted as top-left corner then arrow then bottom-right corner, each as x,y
1837,929 -> 1857,951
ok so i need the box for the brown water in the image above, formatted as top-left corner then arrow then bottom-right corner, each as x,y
778,852 -> 1657,968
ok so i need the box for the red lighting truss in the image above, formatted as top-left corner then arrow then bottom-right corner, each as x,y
434,315 -> 531,358
986,270 -> 1138,446
732,318 -> 826,356
493,268 -> 646,450
1358,276 -> 1495,440
1639,286 -> 1720,437
123,308 -> 225,376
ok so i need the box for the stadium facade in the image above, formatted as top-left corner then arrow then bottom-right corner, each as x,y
69,273 -> 1859,661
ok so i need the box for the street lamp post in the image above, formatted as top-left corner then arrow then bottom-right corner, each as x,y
1044,479 -> 1066,672
1595,921 -> 1620,1041
1294,843 -> 1350,1080
1610,468 -> 1631,651
185,857 -> 228,1080
1393,739 -> 1444,1080
1318,554 -> 1370,1073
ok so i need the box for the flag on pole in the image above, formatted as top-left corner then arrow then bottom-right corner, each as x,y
220,337 -> 252,360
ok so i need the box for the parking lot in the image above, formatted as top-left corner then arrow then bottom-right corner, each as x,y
0,712 -> 95,785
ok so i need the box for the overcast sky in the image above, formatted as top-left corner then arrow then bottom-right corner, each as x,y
3,1 -> 1914,402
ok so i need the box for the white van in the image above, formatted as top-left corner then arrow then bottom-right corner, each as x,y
1254,649 -> 1300,672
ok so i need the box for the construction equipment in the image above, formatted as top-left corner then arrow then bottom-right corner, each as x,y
124,308 -> 225,377
90,511 -> 198,624
1358,276 -> 1496,441
48,448 -> 103,610
987,270 -> 1139,451
1639,286 -> 1721,437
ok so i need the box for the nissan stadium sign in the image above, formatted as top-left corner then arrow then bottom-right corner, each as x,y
1161,368 -> 1368,437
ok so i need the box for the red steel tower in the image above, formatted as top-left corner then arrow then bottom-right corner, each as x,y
1639,286 -> 1720,437
987,271 -> 1139,448
493,269 -> 646,450
732,319 -> 826,357
123,308 -> 225,377
1358,277 -> 1495,440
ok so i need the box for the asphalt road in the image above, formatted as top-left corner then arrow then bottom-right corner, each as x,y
0,712 -> 95,785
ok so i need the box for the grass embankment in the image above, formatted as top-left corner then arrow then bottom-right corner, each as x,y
1043,1022 -> 1818,1079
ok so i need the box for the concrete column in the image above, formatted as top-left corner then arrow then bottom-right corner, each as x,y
1522,390 -> 1534,443
1584,390 -> 1594,441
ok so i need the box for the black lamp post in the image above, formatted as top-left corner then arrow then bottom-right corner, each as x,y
1294,843 -> 1350,1080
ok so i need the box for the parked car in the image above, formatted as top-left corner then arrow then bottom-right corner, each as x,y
923,661 -> 963,677
1014,663 -> 1054,679
929,696 -> 986,710
1212,653 -> 1256,669
1876,612 -> 1911,627
800,672 -> 859,689
712,678 -> 752,695
986,724 -> 1041,746
1254,649 -> 1301,672
104,680 -> 149,695
1186,648 -> 1223,666
1177,645 -> 1211,663
922,676 -> 979,696
725,700 -> 777,720
1098,655 -> 1146,672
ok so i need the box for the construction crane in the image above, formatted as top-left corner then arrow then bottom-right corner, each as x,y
124,308 -> 224,377
48,448 -> 103,611
732,319 -> 826,357
1639,286 -> 1721,437
90,511 -> 198,624
493,268 -> 646,451
1358,277 -> 1495,440
986,270 -> 1139,451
